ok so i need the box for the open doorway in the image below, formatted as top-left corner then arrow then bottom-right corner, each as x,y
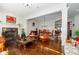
27,11 -> 63,54
66,3 -> 79,55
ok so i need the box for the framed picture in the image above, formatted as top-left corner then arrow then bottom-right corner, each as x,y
6,15 -> 16,23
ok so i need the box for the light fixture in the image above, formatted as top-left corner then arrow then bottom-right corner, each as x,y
27,4 -> 32,6
23,3 -> 32,8
23,3 -> 40,8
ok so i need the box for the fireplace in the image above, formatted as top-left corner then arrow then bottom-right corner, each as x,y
2,28 -> 18,39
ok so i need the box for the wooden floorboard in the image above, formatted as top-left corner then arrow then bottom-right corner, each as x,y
7,40 -> 64,55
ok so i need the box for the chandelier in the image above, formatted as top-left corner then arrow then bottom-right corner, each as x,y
23,3 -> 32,8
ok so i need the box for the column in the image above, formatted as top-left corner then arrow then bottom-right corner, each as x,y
61,4 -> 68,46
25,19 -> 28,36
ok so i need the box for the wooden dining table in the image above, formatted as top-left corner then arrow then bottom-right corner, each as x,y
16,37 -> 36,49
17,39 -> 34,44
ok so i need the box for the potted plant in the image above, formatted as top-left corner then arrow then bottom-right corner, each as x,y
74,30 -> 79,46
75,30 -> 79,37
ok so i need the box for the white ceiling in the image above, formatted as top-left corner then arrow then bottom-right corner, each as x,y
68,3 -> 79,17
31,11 -> 62,21
1,3 -> 77,19
0,3 -> 60,18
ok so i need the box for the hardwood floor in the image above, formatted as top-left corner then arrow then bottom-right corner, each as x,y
7,39 -> 64,55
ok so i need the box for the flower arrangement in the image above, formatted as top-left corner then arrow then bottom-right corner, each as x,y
66,37 -> 72,43
74,30 -> 79,46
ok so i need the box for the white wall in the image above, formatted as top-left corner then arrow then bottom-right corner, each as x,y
0,12 -> 27,36
68,13 -> 79,37
0,12 -> 18,36
27,12 -> 62,35
71,13 -> 79,37
74,14 -> 79,31
27,18 -> 39,35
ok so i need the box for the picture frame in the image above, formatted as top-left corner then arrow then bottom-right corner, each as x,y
6,15 -> 16,23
